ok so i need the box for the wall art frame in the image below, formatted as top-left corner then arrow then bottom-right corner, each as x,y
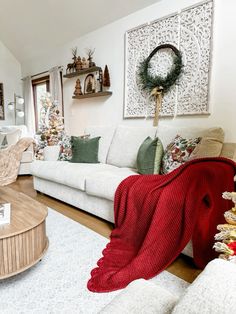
124,0 -> 213,119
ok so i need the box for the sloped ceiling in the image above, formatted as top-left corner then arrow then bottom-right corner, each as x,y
0,0 -> 159,63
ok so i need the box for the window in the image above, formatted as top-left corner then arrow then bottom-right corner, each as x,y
32,76 -> 50,130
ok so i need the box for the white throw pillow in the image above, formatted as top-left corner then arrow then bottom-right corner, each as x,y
43,145 -> 61,161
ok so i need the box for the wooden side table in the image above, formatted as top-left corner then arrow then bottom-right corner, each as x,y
0,187 -> 49,279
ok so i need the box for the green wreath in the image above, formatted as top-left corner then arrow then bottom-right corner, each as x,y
138,44 -> 183,93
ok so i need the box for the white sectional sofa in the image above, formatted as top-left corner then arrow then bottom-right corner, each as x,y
30,124 -> 235,224
31,124 -> 236,258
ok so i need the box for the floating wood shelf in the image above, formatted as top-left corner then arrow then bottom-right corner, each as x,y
63,66 -> 102,78
72,91 -> 112,99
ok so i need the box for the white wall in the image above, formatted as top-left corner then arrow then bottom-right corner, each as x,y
22,0 -> 236,142
0,40 -> 22,125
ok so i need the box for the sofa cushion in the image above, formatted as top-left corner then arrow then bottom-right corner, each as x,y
100,279 -> 179,314
86,167 -> 138,201
173,259 -> 236,314
31,161 -> 118,191
107,126 -> 157,168
85,126 -> 115,163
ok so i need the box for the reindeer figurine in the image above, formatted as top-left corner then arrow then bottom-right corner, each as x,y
66,47 -> 77,74
85,48 -> 96,68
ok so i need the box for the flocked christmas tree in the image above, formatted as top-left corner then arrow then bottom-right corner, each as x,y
35,93 -> 65,160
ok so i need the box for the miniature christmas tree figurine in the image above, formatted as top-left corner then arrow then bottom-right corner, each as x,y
103,65 -> 110,87
35,93 -> 65,160
74,79 -> 83,96
86,77 -> 93,93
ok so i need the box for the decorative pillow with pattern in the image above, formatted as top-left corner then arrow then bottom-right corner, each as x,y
58,134 -> 90,161
162,135 -> 201,174
58,135 -> 72,161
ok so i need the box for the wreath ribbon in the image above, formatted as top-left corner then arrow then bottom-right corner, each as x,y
138,44 -> 183,126
151,86 -> 163,126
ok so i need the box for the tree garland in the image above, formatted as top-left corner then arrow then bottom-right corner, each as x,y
138,44 -> 183,125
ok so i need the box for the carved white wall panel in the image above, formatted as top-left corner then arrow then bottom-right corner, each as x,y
124,23 -> 150,118
149,14 -> 179,117
177,1 -> 213,115
124,0 -> 213,119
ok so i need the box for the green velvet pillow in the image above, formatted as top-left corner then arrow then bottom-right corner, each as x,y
137,137 -> 164,174
69,136 -> 101,163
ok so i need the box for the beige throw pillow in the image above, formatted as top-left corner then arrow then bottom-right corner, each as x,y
220,143 -> 236,162
190,127 -> 224,159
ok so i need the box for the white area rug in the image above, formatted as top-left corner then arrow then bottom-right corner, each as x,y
0,209 -> 189,313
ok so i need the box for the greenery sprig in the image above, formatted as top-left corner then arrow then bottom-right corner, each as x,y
138,44 -> 183,94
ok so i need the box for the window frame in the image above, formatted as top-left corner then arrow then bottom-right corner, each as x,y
32,75 -> 50,130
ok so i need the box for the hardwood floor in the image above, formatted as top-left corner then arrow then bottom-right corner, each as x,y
9,175 -> 201,283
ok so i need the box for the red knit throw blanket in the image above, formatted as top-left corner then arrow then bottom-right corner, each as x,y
88,158 -> 236,293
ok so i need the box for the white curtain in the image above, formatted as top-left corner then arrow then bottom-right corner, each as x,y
23,76 -> 35,136
49,66 -> 63,114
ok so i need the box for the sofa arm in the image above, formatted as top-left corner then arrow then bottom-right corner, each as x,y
173,259 -> 236,314
99,279 -> 179,314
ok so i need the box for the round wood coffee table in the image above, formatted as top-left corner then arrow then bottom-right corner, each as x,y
0,187 -> 49,279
